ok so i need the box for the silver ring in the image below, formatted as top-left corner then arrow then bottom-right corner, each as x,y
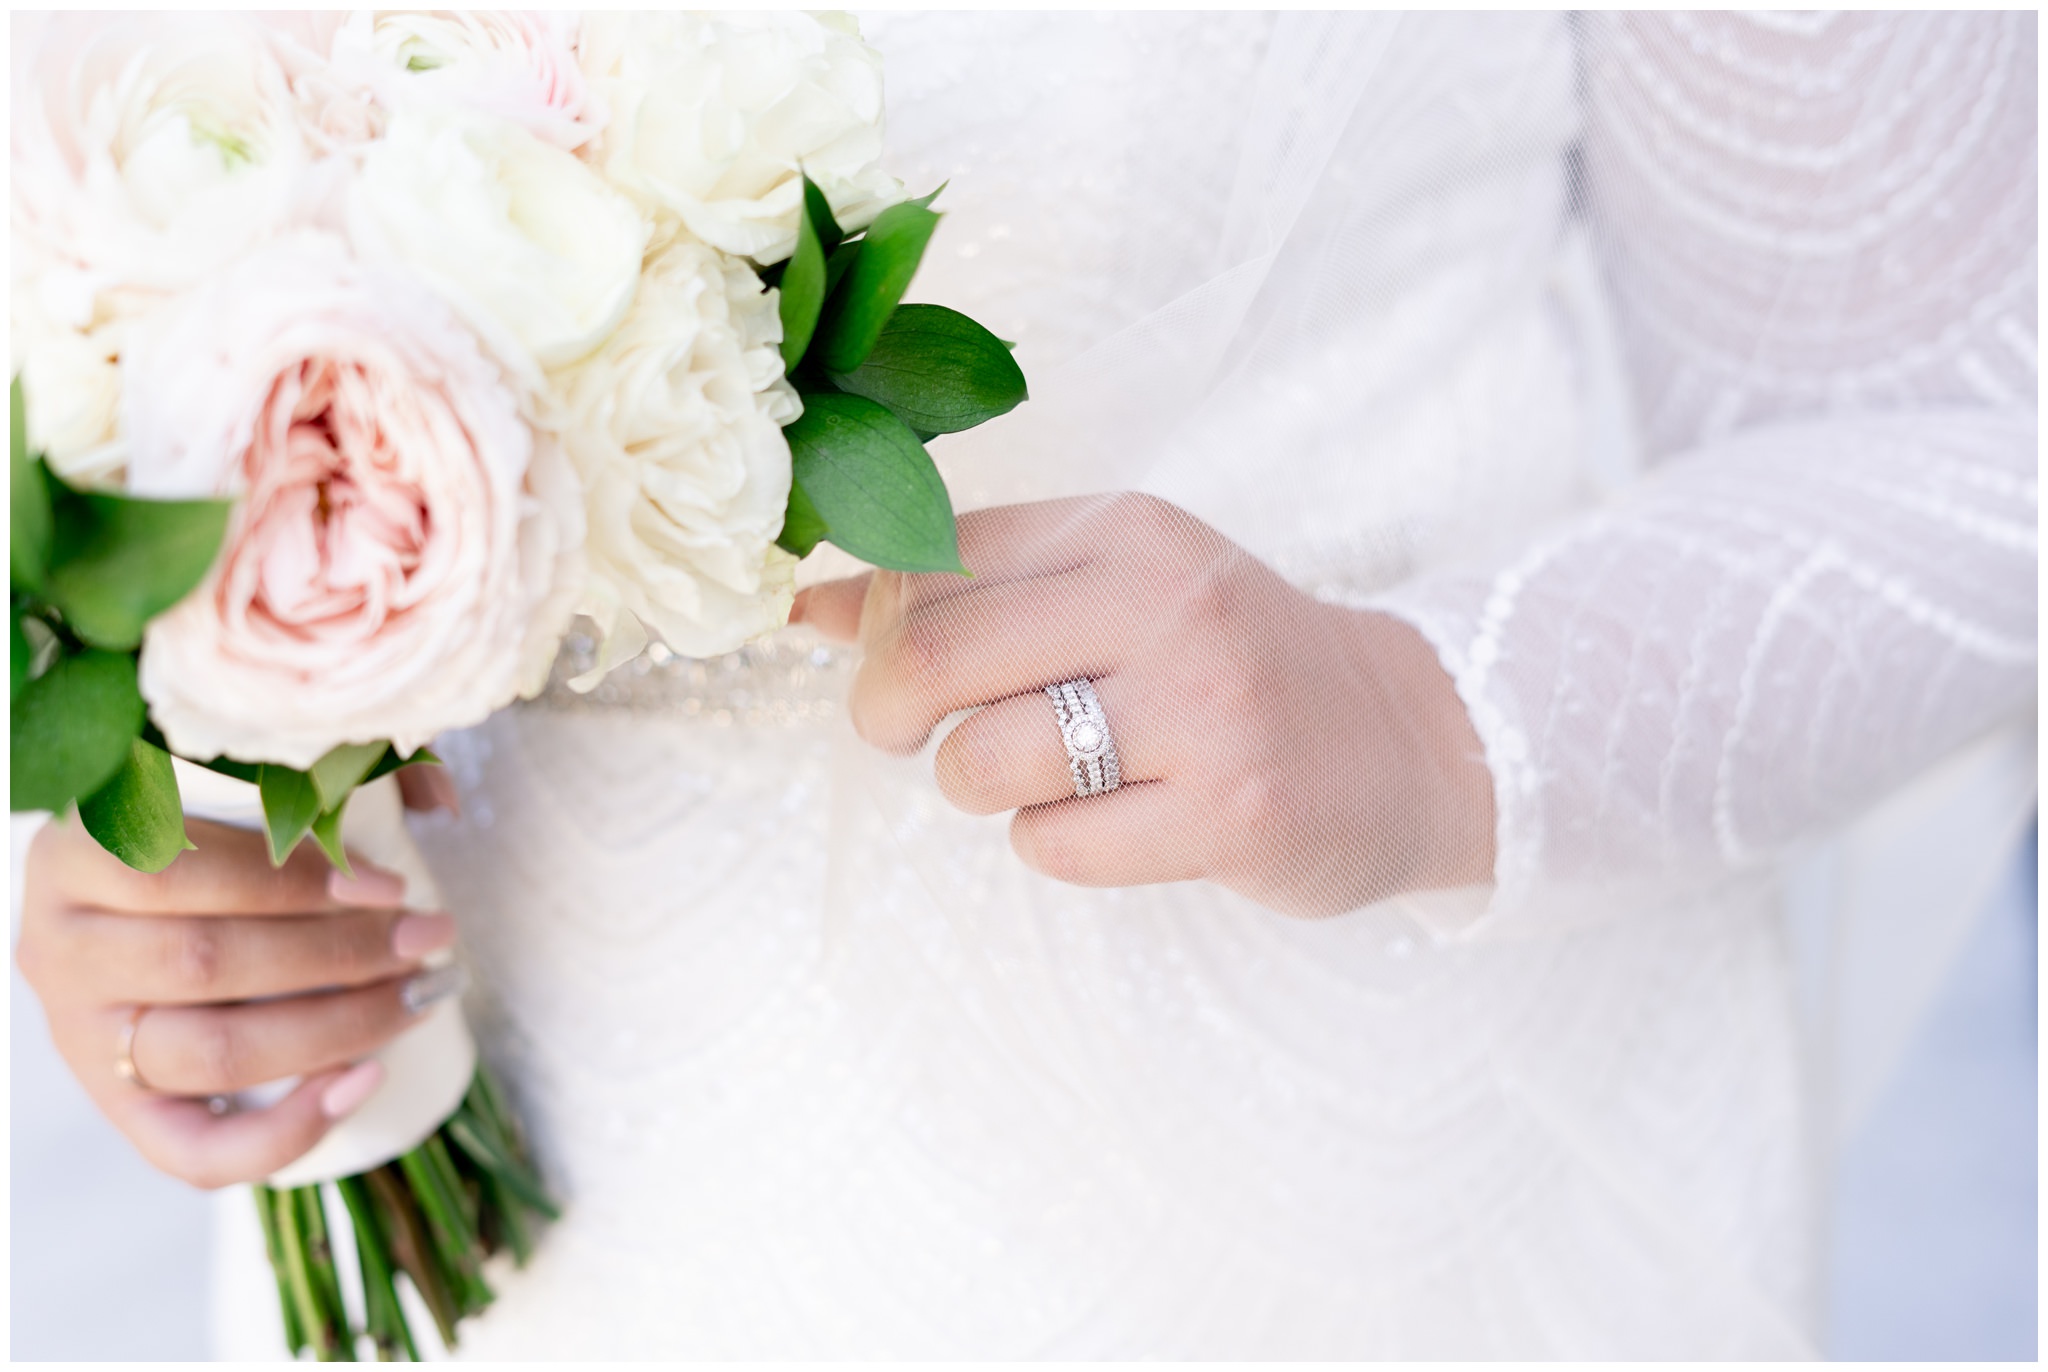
1046,678 -> 1121,798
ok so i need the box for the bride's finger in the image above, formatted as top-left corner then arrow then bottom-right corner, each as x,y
789,574 -> 871,642
883,494 -> 1178,621
1007,782 -> 1209,888
117,1064 -> 374,1191
946,493 -> 1224,589
941,498 -> 1109,587
47,816 -> 400,917
934,675 -> 1162,815
65,908 -> 453,1005
124,966 -> 459,1095
853,567 -> 1143,753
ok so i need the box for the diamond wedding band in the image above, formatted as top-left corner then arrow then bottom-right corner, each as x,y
1047,678 -> 1121,798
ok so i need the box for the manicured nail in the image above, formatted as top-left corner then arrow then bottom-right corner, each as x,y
390,912 -> 457,961
401,963 -> 468,1017
321,1061 -> 384,1119
330,865 -> 407,907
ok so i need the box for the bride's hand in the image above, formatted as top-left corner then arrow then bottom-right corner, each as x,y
793,493 -> 1497,918
14,816 -> 460,1188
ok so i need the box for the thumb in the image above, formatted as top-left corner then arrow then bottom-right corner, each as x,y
791,574 -> 873,644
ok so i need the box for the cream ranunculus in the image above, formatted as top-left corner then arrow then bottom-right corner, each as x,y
11,13 -> 317,484
324,10 -> 603,152
10,13 -> 313,299
123,232 -> 582,769
580,12 -> 903,263
556,239 -> 800,679
348,108 -> 647,377
11,12 -> 315,318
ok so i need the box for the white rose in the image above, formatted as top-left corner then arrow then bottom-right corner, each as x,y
556,239 -> 800,677
124,232 -> 582,768
323,10 -> 602,152
580,11 -> 903,263
348,109 -> 647,376
11,12 -> 315,322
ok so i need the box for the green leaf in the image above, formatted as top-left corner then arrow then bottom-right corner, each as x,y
43,485 -> 232,650
802,174 -> 845,258
309,798 -> 352,875
363,743 -> 437,786
194,753 -> 263,786
775,479 -> 830,559
11,377 -> 51,594
827,305 -> 1029,435
784,393 -> 962,574
909,182 -> 948,211
823,239 -> 862,302
10,608 -> 28,704
309,741 -> 386,814
78,736 -> 193,873
9,649 -> 145,813
258,763 -> 321,866
777,178 -> 830,369
813,201 -> 941,374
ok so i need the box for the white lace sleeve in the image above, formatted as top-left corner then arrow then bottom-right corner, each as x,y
1371,12 -> 2038,935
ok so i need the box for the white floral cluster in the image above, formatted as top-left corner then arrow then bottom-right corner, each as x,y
10,11 -> 901,767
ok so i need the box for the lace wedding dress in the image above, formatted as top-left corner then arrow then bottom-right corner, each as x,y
214,12 -> 2037,1358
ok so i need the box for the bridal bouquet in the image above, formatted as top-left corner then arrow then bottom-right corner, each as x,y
11,10 -> 1023,1360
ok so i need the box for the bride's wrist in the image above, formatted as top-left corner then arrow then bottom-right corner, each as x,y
1335,607 -> 1498,896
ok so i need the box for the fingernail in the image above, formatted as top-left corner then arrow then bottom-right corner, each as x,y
321,1061 -> 384,1119
401,963 -> 468,1017
391,912 -> 457,961
330,865 -> 407,907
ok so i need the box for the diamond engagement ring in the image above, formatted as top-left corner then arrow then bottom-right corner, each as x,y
1047,678 -> 1122,798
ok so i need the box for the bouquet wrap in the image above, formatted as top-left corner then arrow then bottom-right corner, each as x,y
176,764 -> 476,1188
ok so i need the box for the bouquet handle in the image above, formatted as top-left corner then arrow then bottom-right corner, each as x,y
173,764 -> 478,1186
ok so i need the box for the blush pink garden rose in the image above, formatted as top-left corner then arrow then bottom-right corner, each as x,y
123,231 -> 583,769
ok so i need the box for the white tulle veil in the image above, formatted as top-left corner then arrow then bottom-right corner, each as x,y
817,8 -> 2036,1182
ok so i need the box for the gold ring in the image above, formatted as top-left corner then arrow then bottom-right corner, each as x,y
115,1004 -> 155,1092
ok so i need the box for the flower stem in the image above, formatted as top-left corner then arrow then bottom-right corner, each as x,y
273,1185 -> 345,1360
366,1163 -> 461,1350
255,1066 -> 556,1360
336,1175 -> 414,1362
295,1185 -> 357,1361
399,1138 -> 492,1316
253,1185 -> 306,1357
